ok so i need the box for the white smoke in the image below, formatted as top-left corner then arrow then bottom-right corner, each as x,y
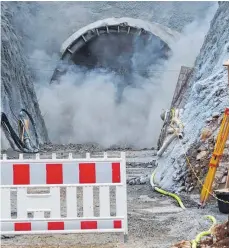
26,3 -> 217,148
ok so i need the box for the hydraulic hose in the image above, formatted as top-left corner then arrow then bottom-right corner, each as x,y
191,215 -> 217,248
157,108 -> 184,157
150,171 -> 186,209
20,108 -> 39,151
157,133 -> 177,157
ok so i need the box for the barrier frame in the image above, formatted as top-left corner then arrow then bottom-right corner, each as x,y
0,152 -> 128,239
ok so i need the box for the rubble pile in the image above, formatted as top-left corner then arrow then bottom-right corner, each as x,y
172,221 -> 229,248
180,110 -> 229,193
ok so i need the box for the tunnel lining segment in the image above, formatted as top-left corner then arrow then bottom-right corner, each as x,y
60,17 -> 180,58
51,17 -> 180,83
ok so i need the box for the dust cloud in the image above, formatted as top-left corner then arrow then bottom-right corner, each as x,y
29,4 -> 216,148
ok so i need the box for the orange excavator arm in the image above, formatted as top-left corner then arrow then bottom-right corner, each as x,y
200,108 -> 229,207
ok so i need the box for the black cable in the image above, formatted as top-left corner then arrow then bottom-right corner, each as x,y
20,108 -> 39,150
1,112 -> 25,151
1,111 -> 40,154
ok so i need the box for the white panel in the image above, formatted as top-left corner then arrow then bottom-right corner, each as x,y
99,186 -> 110,217
1,222 -> 14,232
116,186 -> 125,217
17,187 -> 60,219
120,152 -> 128,235
30,163 -> 46,185
63,162 -> 79,184
83,186 -> 94,217
96,163 -> 112,183
1,188 -> 11,219
17,188 -> 27,219
98,220 -> 113,229
65,220 -> 80,230
34,211 -> 45,218
50,187 -> 61,218
32,221 -> 47,231
1,162 -> 13,185
66,187 -> 77,218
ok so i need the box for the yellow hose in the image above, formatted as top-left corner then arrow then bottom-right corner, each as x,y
191,215 -> 217,248
151,171 -> 186,209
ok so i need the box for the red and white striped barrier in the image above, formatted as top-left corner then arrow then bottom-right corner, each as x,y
0,152 -> 128,237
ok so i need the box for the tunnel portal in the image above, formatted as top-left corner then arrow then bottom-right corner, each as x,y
50,18 -> 179,84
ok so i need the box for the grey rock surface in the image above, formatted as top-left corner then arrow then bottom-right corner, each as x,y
155,2 -> 229,191
1,1 -> 225,192
1,2 -> 49,145
1,1 -> 214,149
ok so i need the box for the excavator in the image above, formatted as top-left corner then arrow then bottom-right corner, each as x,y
1,108 -> 39,153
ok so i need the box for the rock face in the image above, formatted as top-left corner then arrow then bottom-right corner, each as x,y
1,2 -> 49,146
155,2 -> 229,191
0,1 -> 218,149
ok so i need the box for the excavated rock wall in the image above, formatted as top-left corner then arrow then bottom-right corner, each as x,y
0,2 -> 217,150
1,2 -> 49,146
155,2 -> 229,192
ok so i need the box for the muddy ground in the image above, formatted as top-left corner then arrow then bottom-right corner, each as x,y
1,145 -> 228,248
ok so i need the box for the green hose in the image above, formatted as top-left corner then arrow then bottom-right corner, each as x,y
151,172 -> 217,247
191,215 -> 217,248
150,171 -> 186,209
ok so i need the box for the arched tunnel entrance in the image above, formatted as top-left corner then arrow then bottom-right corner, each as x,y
47,18 -> 179,147
51,18 -> 178,85
71,31 -> 169,76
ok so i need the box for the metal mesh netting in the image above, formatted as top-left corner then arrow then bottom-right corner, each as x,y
1,2 -> 49,145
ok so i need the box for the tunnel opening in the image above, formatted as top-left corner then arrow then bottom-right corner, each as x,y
51,20 -> 173,89
71,32 -> 170,78
45,19 -> 178,147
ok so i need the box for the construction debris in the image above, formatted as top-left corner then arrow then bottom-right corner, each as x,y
172,221 -> 229,248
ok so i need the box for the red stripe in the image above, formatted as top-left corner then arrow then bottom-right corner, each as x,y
112,163 -> 121,183
15,222 -> 31,231
46,164 -> 63,184
81,221 -> 97,229
79,163 -> 96,183
48,222 -> 64,230
113,220 -> 122,229
13,164 -> 30,185
209,163 -> 218,168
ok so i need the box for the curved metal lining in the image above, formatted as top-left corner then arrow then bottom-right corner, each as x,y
61,25 -> 148,60
51,18 -> 179,84
60,17 -> 180,55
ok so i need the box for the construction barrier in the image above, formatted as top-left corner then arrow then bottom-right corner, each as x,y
0,152 -> 128,237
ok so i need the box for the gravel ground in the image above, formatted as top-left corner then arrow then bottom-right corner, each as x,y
1,184 -> 227,248
1,147 -> 228,248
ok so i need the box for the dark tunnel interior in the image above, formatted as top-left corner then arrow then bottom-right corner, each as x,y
71,32 -> 171,78
51,29 -> 171,101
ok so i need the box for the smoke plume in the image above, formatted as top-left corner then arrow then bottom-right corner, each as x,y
17,2 -> 217,148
